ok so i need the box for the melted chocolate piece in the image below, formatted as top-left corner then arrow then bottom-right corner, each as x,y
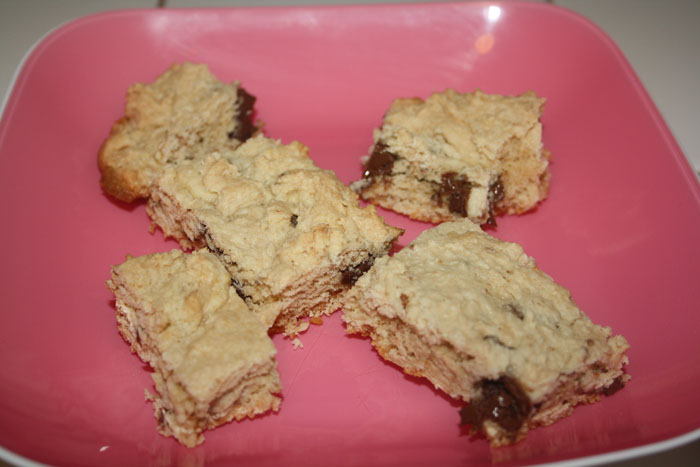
485,177 -> 505,226
460,376 -> 532,436
363,143 -> 396,178
400,293 -> 409,308
341,255 -> 375,285
436,172 -> 471,217
228,87 -> 256,142
603,377 -> 625,396
290,214 -> 298,227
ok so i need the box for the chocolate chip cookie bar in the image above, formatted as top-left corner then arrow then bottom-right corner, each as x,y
99,62 -> 259,202
106,249 -> 282,447
351,89 -> 551,225
343,219 -> 629,445
147,135 -> 403,335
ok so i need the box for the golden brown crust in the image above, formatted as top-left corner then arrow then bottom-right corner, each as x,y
98,62 -> 259,202
98,117 -> 144,202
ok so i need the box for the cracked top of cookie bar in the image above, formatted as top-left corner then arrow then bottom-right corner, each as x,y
154,135 -> 403,324
374,89 -> 545,174
107,249 -> 277,403
348,219 -> 629,403
98,62 -> 258,202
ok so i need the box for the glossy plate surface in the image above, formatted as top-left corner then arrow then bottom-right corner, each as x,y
1,3 -> 699,466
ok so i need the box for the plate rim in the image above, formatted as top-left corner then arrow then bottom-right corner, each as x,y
1,3 -> 699,466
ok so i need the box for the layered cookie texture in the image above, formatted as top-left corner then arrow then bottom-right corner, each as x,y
147,134 -> 403,335
343,219 -> 629,445
99,62 -> 259,202
106,249 -> 282,447
351,89 -> 551,225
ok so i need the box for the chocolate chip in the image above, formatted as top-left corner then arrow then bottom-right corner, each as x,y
341,255 -> 375,285
460,376 -> 532,437
490,177 -> 505,204
400,293 -> 409,308
227,86 -> 256,142
363,142 -> 396,178
603,377 -> 625,396
485,177 -> 505,226
290,214 -> 298,227
436,172 -> 471,217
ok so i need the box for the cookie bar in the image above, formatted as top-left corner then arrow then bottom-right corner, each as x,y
147,135 -> 403,335
351,89 -> 551,225
99,62 -> 259,202
342,219 -> 629,445
106,249 -> 282,447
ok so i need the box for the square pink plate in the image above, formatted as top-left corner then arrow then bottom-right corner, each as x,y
1,2 -> 699,466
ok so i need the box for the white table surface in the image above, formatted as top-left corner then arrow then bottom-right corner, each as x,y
0,1 -> 698,466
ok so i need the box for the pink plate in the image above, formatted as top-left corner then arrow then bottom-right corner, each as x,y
1,2 -> 699,466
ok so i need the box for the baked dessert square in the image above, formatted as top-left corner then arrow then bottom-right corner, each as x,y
99,62 -> 260,202
343,219 -> 629,445
106,249 -> 282,447
351,89 -> 551,225
147,134 -> 403,335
